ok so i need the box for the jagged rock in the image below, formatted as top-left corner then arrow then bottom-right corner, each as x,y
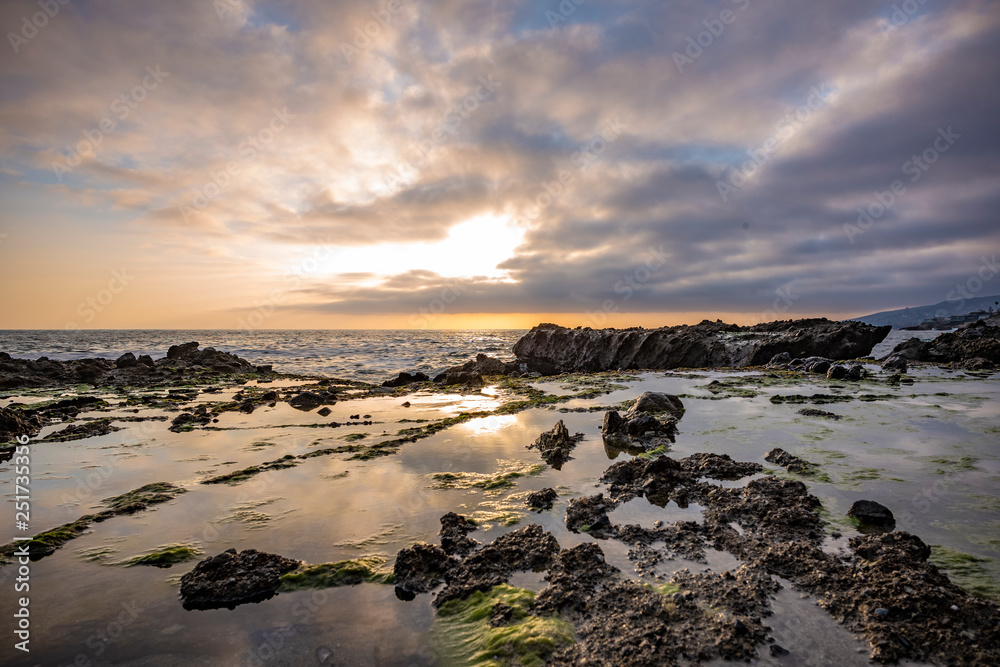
768,352 -> 792,366
0,406 -> 41,441
511,319 -> 890,374
167,342 -> 200,359
439,512 -> 479,556
526,487 -> 558,510
381,371 -> 430,388
115,352 -> 137,368
180,548 -> 301,610
433,370 -> 483,386
565,494 -> 614,534
846,363 -> 867,380
393,543 -> 456,595
528,420 -> 584,469
891,315 -> 1000,365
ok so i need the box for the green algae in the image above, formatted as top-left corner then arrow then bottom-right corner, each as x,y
279,556 -> 394,590
929,545 -> 1000,601
0,482 -> 186,564
637,445 -> 670,459
343,432 -> 368,441
200,455 -> 299,484
118,543 -> 203,568
431,461 -> 545,492
433,584 -> 574,667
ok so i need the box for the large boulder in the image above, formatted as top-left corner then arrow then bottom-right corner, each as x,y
512,319 -> 890,374
624,392 -> 684,420
890,315 -> 1000,365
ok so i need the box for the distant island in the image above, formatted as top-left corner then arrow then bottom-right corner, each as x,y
852,295 -> 1000,329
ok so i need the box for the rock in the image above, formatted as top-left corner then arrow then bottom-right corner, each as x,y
847,500 -> 895,528
393,543 -> 456,595
115,352 -> 137,368
381,371 -> 430,388
136,354 -> 155,368
801,357 -> 833,373
527,420 -> 584,469
963,357 -> 995,371
511,319 -> 890,374
768,352 -> 792,366
316,407 -> 332,417
170,411 -> 212,432
882,354 -> 908,373
0,406 -> 42,441
179,548 -> 301,610
565,494 -> 614,534
439,512 -> 479,556
434,370 -> 483,386
436,354 -> 518,379
167,342 -> 200,360
288,391 -> 335,410
601,407 -> 678,455
238,400 -> 256,414
764,447 -> 816,474
624,392 -> 684,420
526,487 -> 558,510
797,408 -> 842,420
846,363 -> 867,381
826,364 -> 848,380
890,315 -> 1000,365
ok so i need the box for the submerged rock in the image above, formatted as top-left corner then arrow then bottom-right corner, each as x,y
511,319 -> 890,374
288,391 -> 336,410
180,548 -> 302,610
764,447 -> 817,474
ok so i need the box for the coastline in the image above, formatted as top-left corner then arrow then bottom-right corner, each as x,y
0,323 -> 998,665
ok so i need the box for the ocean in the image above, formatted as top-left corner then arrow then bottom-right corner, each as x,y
0,327 -> 943,383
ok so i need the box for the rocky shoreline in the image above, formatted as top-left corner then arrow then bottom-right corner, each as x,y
1,320 -> 998,665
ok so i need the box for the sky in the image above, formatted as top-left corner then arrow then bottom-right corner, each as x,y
0,0 -> 998,330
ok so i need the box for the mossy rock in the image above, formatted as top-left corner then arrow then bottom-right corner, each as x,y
279,556 -> 394,590
434,584 -> 574,667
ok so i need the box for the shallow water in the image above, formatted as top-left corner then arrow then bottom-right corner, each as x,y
1,363 -> 998,665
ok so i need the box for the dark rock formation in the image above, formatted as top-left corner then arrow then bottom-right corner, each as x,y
882,354 -> 908,373
525,487 -> 558,510
180,548 -> 301,610
527,420 -> 583,469
0,342 -> 270,390
797,408 -> 842,420
381,371 -> 430,387
847,499 -> 896,532
511,319 -> 890,374
601,395 -> 681,455
439,512 -> 479,556
625,391 -> 684,420
288,391 -> 336,410
891,315 -> 1000,365
393,543 -> 456,594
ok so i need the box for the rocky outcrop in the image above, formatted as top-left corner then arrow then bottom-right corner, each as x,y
527,420 -> 584,469
180,548 -> 302,610
381,371 -> 430,387
891,315 -> 1000,367
847,499 -> 895,531
0,343 -> 272,389
512,319 -> 890,374
601,392 -> 683,455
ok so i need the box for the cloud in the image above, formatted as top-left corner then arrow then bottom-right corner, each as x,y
1,0 -> 998,326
